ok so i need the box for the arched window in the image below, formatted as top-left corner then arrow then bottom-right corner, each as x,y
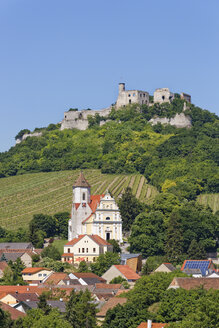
82,193 -> 86,201
106,217 -> 110,220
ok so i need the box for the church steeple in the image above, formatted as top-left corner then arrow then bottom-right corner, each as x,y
73,171 -> 91,188
73,172 -> 91,204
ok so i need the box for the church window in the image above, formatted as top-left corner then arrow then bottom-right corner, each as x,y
133,93 -> 135,96
93,248 -> 96,253
82,193 -> 86,200
68,248 -> 70,253
106,217 -> 110,220
128,94 -> 131,97
86,257 -> 88,261
86,248 -> 88,253
78,248 -> 80,253
82,248 -> 85,253
93,257 -> 96,262
162,95 -> 165,100
129,99 -> 131,104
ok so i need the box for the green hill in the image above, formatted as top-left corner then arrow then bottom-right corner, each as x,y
0,169 -> 158,230
0,99 -> 218,201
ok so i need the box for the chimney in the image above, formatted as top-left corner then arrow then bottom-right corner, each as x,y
147,319 -> 152,328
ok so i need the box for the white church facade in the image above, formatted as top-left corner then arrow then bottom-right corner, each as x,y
68,172 -> 123,243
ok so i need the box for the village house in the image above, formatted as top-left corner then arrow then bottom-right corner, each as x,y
181,260 -> 215,277
96,297 -> 127,322
168,277 -> 219,290
62,234 -> 113,264
68,172 -> 123,242
102,264 -> 140,284
154,263 -> 176,273
21,267 -> 52,284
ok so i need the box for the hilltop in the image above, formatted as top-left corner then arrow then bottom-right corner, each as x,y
0,98 -> 218,204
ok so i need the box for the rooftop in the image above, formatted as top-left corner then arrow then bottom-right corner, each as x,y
181,260 -> 212,276
169,277 -> 219,290
97,297 -> 127,317
114,265 -> 141,280
0,301 -> 26,320
73,172 -> 91,188
22,267 -> 51,274
65,234 -> 111,246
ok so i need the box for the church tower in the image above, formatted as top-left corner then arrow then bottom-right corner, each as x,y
68,172 -> 92,240
73,171 -> 91,204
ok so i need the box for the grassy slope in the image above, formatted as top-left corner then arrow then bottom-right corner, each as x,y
0,169 -> 158,230
197,194 -> 219,213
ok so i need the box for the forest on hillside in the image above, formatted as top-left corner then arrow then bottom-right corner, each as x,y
0,99 -> 218,198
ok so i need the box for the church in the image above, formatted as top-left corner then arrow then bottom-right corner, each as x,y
68,172 -> 123,243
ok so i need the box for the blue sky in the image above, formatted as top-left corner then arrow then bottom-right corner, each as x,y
0,0 -> 219,152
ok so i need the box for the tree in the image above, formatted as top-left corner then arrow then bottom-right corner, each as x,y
29,214 -> 56,238
108,239 -> 121,253
129,211 -> 165,257
165,211 -> 183,264
37,294 -> 51,315
78,261 -> 90,273
109,276 -> 126,284
65,289 -> 97,328
90,252 -> 120,276
16,308 -> 72,328
54,212 -> 70,239
142,256 -> 166,275
187,240 -> 206,260
118,187 -> 144,232
41,245 -> 61,261
0,305 -> 12,328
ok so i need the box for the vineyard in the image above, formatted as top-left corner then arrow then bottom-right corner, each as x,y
197,193 -> 219,213
0,169 -> 158,230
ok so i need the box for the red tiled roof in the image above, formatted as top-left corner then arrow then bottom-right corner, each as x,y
90,235 -> 111,246
65,234 -> 110,246
22,267 -> 50,274
88,194 -> 104,212
97,297 -> 127,317
62,253 -> 74,257
169,277 -> 219,290
95,283 -> 122,289
44,273 -> 69,285
65,235 -> 85,246
138,323 -> 167,328
0,301 -> 26,320
114,265 -> 141,280
0,286 -> 41,294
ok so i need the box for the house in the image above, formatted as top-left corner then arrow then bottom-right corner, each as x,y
0,301 -> 26,320
0,248 -> 42,267
15,300 -> 66,313
0,243 -> 33,250
120,254 -> 142,272
96,297 -> 127,322
181,260 -> 215,277
0,261 -> 8,278
22,267 -> 52,284
93,283 -> 124,301
43,273 -> 69,286
206,272 -> 219,278
154,263 -> 176,273
62,234 -> 113,263
0,292 -> 39,305
138,321 -> 167,328
68,172 -> 123,242
168,277 -> 219,290
102,265 -> 140,284
68,272 -> 106,285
